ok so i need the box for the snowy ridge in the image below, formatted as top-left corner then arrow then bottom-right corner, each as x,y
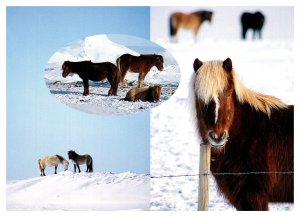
7,171 -> 150,211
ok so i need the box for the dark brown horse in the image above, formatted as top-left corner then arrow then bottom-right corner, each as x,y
241,11 -> 265,40
191,58 -> 293,210
123,85 -> 162,102
116,54 -> 164,88
170,10 -> 213,42
68,150 -> 93,173
62,60 -> 120,96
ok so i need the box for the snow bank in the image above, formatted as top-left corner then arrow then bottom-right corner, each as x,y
7,171 -> 150,211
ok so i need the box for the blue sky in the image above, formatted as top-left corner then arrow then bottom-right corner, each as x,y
7,7 -> 150,180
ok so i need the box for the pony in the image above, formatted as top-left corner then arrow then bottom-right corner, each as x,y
191,58 -> 294,210
68,150 -> 93,173
123,85 -> 162,102
38,155 -> 69,176
241,11 -> 265,40
116,54 -> 164,88
62,60 -> 120,96
169,10 -> 213,42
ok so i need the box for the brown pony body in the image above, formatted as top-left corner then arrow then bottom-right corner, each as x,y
62,60 -> 120,96
170,10 -> 213,42
116,54 -> 164,88
123,85 -> 162,102
68,150 -> 93,173
192,58 -> 294,210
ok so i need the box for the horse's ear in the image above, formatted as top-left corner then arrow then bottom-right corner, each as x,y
223,58 -> 232,72
193,58 -> 203,72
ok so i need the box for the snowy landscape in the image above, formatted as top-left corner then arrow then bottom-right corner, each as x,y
44,35 -> 180,115
7,171 -> 150,211
150,40 -> 294,211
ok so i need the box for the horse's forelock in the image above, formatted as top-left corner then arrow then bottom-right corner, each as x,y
194,60 -> 228,104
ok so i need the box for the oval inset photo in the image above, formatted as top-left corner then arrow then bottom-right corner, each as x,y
44,34 -> 180,115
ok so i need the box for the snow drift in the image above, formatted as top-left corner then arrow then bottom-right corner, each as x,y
7,171 -> 150,211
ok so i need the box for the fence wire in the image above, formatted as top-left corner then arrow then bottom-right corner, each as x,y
150,171 -> 294,179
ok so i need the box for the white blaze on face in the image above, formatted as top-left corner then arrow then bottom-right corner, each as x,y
213,95 -> 220,124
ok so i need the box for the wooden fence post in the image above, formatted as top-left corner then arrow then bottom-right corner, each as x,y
198,143 -> 211,211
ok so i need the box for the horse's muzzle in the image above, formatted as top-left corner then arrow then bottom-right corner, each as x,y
207,130 -> 229,147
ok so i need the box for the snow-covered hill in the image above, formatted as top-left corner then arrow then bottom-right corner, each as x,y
44,34 -> 180,115
7,171 -> 149,211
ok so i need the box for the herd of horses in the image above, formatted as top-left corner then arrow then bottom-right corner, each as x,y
38,150 -> 93,176
61,53 -> 164,102
169,10 -> 265,41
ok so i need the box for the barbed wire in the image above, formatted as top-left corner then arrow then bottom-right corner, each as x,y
150,171 -> 294,179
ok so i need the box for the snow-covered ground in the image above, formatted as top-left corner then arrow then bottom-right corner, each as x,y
44,35 -> 180,115
150,40 -> 294,211
7,171 -> 149,211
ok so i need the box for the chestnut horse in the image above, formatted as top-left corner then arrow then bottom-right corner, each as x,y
116,54 -> 164,88
62,60 -> 120,96
241,11 -> 265,40
68,150 -> 93,173
191,58 -> 293,210
38,155 -> 69,176
169,10 -> 213,42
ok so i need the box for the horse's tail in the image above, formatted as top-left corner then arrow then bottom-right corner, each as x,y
115,63 -> 121,84
169,14 -> 176,37
116,57 -> 121,75
38,159 -> 42,176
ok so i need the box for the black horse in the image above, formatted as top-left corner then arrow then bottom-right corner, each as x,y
68,150 -> 93,173
241,11 -> 265,40
62,60 -> 120,96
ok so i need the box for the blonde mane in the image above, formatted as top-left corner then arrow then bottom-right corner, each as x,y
194,60 -> 287,117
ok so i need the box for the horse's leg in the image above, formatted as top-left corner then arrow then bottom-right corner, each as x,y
138,73 -> 146,88
42,169 -> 46,176
258,29 -> 262,40
77,165 -> 81,173
83,79 -> 89,96
194,26 -> 200,43
121,69 -> 128,88
74,164 -> 77,173
54,165 -> 58,174
242,27 -> 247,40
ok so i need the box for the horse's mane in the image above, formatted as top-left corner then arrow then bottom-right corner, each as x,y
194,60 -> 287,117
55,154 -> 65,163
192,10 -> 212,19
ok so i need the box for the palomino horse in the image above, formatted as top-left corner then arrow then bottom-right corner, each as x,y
241,11 -> 265,40
123,85 -> 162,102
62,60 -> 120,96
68,150 -> 93,173
116,54 -> 164,88
191,58 -> 293,210
38,155 -> 69,176
169,10 -> 213,42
